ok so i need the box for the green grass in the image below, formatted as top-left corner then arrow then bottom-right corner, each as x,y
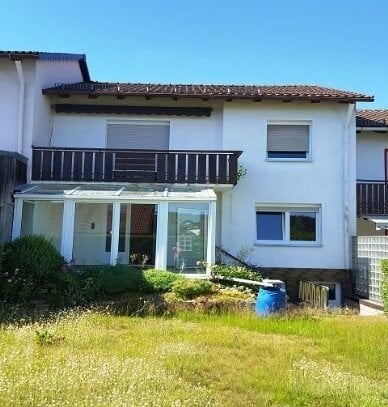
0,310 -> 387,406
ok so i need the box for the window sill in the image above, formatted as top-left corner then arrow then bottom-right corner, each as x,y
254,241 -> 322,248
266,158 -> 312,163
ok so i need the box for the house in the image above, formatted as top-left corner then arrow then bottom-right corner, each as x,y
0,50 -> 374,304
356,110 -> 388,234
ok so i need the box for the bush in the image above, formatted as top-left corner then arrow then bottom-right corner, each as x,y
83,265 -> 145,296
211,264 -> 262,282
0,235 -> 65,304
171,279 -> 214,299
142,269 -> 183,293
381,260 -> 388,313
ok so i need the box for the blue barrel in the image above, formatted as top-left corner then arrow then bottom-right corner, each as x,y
255,286 -> 286,316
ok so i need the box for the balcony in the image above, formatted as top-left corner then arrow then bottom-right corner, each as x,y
357,180 -> 388,216
31,147 -> 242,185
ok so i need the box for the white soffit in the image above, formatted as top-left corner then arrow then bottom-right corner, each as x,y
15,183 -> 216,201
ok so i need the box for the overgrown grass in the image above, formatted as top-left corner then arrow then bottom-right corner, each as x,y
0,310 -> 386,406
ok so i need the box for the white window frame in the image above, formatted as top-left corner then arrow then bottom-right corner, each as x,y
255,204 -> 321,247
266,120 -> 312,162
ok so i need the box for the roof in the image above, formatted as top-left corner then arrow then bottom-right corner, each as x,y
43,82 -> 373,102
0,51 -> 90,81
356,110 -> 388,128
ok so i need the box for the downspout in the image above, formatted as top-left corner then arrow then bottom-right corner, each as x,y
15,60 -> 25,155
343,103 -> 355,269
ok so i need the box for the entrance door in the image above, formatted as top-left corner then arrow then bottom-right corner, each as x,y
129,204 -> 157,266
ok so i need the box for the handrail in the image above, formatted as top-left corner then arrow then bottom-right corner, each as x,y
32,146 -> 242,156
215,246 -> 259,270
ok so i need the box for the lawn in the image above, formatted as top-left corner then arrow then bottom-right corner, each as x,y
0,310 -> 387,406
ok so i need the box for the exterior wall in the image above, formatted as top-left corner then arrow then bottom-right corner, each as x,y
357,218 -> 384,236
0,153 -> 27,242
261,267 -> 351,301
357,131 -> 388,180
220,101 -> 353,270
48,103 -> 223,150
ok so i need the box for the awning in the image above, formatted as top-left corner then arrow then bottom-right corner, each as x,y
14,183 -> 216,202
363,216 -> 388,230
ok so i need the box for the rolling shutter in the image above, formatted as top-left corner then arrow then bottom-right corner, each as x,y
267,125 -> 309,152
107,122 -> 170,150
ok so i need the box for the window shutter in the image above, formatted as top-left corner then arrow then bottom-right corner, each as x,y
267,125 -> 309,152
107,122 -> 170,150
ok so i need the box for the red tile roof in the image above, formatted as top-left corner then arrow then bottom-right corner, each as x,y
43,82 -> 373,102
357,110 -> 388,128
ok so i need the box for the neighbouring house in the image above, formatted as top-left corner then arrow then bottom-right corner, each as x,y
0,50 -> 375,304
356,110 -> 388,234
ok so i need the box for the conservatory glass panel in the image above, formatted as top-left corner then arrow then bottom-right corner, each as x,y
73,203 -> 112,265
167,202 -> 208,273
20,200 -> 63,252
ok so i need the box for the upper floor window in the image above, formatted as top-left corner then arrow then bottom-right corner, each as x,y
267,122 -> 311,160
106,120 -> 170,150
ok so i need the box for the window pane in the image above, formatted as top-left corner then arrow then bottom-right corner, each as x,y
290,212 -> 316,241
267,151 -> 307,159
73,203 -> 112,265
256,212 -> 283,240
21,200 -> 63,252
167,203 -> 208,273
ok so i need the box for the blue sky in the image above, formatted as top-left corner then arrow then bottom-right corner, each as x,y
1,0 -> 387,108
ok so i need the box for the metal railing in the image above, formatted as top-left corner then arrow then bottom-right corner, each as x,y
357,180 -> 388,216
31,147 -> 242,185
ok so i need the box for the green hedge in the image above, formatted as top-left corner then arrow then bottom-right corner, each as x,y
381,260 -> 388,313
0,235 -> 66,305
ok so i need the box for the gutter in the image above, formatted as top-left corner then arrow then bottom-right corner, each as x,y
15,60 -> 25,155
343,104 -> 355,269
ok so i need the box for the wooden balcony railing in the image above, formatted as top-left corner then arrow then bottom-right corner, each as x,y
31,147 -> 242,185
357,180 -> 388,216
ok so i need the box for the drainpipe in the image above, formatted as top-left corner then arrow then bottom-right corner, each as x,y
343,103 -> 355,269
15,60 -> 25,155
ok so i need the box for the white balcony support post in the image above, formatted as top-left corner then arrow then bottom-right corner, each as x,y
110,202 -> 121,266
155,201 -> 168,270
206,200 -> 217,275
11,198 -> 23,240
61,199 -> 75,262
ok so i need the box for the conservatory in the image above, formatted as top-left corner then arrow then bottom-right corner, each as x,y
12,183 -> 216,274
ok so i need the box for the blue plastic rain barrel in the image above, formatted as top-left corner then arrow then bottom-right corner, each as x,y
255,286 -> 286,316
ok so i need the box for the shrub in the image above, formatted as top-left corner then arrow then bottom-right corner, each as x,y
381,259 -> 388,313
211,264 -> 262,282
88,265 -> 145,296
171,279 -> 214,299
142,269 -> 183,293
0,235 -> 65,304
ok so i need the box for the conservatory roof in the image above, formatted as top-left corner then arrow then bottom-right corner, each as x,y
14,183 -> 217,201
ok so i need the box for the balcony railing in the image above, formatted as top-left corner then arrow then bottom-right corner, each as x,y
357,180 -> 388,216
31,147 -> 242,185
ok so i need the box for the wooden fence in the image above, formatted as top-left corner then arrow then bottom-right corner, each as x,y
298,281 -> 329,310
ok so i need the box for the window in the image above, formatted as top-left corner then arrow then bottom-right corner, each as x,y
267,123 -> 310,160
256,206 -> 320,245
106,120 -> 170,150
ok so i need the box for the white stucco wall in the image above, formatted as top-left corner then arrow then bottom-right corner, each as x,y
220,101 -> 353,269
50,108 -> 223,150
357,131 -> 388,180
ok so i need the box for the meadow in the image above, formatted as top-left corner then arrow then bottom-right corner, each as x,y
0,309 -> 387,406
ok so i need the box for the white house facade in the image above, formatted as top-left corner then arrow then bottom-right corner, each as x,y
356,110 -> 388,235
0,50 -> 374,301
